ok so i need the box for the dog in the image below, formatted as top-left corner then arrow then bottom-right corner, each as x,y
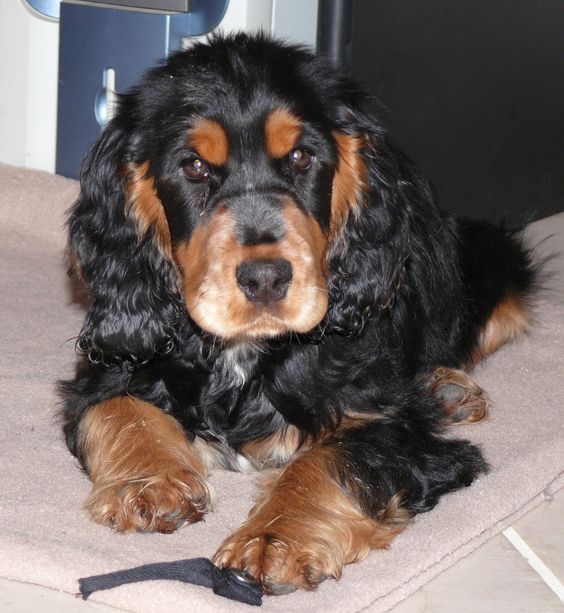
62,33 -> 536,594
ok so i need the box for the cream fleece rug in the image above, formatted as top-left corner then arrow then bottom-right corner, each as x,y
0,163 -> 562,612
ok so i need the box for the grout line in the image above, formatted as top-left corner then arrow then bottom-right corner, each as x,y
503,527 -> 564,603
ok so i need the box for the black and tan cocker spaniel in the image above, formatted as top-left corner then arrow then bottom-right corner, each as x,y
62,33 -> 536,594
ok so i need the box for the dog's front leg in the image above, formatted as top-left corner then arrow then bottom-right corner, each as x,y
77,396 -> 211,533
213,442 -> 411,593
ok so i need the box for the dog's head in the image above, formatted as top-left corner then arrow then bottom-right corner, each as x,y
70,33 -> 422,364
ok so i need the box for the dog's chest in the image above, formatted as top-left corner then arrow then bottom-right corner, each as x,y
213,343 -> 264,389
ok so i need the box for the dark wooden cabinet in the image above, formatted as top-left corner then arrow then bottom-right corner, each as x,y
349,0 -> 564,224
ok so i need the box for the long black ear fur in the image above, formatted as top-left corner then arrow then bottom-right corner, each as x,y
68,119 -> 182,367
326,102 -> 457,336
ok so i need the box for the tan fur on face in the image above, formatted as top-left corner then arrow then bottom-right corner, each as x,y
175,202 -> 328,340
330,132 -> 368,243
124,162 -> 172,258
264,108 -> 302,158
214,445 -> 411,592
473,293 -> 531,363
78,396 -> 210,533
188,118 -> 229,166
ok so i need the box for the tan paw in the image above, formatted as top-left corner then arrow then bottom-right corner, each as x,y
427,366 -> 490,424
214,518 -> 339,593
215,446 -> 411,594
86,467 -> 210,533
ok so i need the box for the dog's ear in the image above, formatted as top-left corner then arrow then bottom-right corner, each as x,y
325,103 -> 433,335
68,117 -> 182,366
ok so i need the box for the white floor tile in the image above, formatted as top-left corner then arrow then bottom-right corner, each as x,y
390,531 -> 563,613
511,488 -> 564,585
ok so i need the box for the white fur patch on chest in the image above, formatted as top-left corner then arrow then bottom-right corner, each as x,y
217,342 -> 264,388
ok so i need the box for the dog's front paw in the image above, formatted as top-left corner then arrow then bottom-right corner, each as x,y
86,467 -> 210,533
214,517 -> 339,594
214,446 -> 413,594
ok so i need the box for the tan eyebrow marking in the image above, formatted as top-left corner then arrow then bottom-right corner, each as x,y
264,108 -> 302,158
188,118 -> 229,166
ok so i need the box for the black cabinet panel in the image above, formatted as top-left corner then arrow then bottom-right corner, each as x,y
351,0 -> 564,223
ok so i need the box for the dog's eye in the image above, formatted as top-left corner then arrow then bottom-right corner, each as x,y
289,148 -> 314,173
181,157 -> 209,181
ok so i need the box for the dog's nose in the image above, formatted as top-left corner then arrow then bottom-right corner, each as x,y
236,258 -> 292,303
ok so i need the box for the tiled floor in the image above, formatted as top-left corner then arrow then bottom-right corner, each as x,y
1,489 -> 562,612
391,488 -> 564,613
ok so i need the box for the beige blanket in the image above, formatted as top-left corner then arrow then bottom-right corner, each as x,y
0,163 -> 562,612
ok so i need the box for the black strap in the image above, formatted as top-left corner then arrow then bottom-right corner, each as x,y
78,558 -> 262,606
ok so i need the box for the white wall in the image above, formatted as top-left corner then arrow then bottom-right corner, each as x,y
0,1 -> 59,172
221,0 -> 273,33
272,0 -> 318,48
220,0 -> 318,47
0,0 -> 318,174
